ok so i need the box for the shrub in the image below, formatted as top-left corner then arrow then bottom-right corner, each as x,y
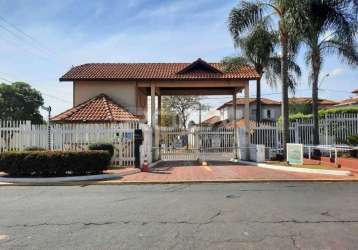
347,135 -> 358,146
24,146 -> 46,151
279,107 -> 358,122
0,150 -> 111,177
346,135 -> 358,158
88,143 -> 114,157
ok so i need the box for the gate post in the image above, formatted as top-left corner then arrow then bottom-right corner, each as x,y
232,90 -> 238,160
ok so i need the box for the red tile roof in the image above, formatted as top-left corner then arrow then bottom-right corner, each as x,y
201,115 -> 222,125
217,98 -> 280,110
289,97 -> 338,106
60,59 -> 259,81
51,94 -> 140,123
335,96 -> 358,107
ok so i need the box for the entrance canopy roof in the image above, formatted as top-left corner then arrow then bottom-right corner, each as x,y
60,58 -> 259,82
60,58 -> 258,96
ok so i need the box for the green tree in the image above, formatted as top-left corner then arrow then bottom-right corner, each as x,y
162,96 -> 200,129
0,82 -> 44,123
224,21 -> 301,125
300,0 -> 358,146
228,0 -> 302,158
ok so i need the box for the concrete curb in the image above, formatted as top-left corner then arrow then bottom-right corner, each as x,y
2,178 -> 358,187
239,161 -> 352,176
0,168 -> 141,185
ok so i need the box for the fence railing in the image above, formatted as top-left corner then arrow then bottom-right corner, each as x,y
1,113 -> 357,165
0,121 -> 147,167
250,113 -> 358,148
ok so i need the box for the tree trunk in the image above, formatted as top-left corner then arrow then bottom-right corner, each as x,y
312,50 -> 321,146
281,34 -> 290,160
256,78 -> 261,127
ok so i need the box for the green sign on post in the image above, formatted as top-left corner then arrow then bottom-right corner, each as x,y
287,143 -> 303,165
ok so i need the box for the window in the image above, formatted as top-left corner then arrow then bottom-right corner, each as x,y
266,110 -> 271,119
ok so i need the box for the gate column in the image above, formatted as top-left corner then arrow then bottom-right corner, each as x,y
244,83 -> 250,160
150,84 -> 157,161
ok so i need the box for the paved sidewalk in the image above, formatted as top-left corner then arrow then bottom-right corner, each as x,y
103,162 -> 358,184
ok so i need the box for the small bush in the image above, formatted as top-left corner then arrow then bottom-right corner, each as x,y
347,135 -> 358,146
346,135 -> 358,158
88,143 -> 114,157
24,146 -> 46,151
0,151 -> 111,177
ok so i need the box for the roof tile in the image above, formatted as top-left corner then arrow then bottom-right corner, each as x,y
60,60 -> 259,81
51,94 -> 140,123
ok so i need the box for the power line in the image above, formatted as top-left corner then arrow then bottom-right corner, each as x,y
41,92 -> 72,104
0,15 -> 55,57
0,16 -> 61,65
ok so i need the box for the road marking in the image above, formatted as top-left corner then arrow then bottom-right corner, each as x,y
202,166 -> 212,172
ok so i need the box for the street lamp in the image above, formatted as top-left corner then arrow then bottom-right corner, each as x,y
41,105 -> 52,150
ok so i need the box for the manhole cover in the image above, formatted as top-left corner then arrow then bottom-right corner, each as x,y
0,234 -> 9,241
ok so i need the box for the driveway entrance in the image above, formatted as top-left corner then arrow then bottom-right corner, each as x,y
160,127 -> 235,161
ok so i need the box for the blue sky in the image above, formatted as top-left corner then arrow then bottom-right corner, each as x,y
0,0 -> 357,118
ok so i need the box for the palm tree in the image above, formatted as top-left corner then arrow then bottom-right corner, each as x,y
228,0 -> 302,159
301,0 -> 358,147
223,22 -> 301,126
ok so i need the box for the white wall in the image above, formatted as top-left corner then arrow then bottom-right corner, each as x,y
220,104 -> 281,121
74,80 -> 139,115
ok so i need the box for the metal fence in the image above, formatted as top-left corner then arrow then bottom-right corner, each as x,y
250,113 -> 358,149
0,121 -> 148,167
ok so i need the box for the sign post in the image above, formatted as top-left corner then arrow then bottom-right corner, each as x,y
287,143 -> 303,165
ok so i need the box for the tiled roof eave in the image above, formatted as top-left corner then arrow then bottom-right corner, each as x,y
59,76 -> 259,82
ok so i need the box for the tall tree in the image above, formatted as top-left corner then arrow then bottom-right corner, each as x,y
300,0 -> 358,146
224,21 -> 301,125
162,96 -> 200,129
0,82 -> 44,123
228,0 -> 302,158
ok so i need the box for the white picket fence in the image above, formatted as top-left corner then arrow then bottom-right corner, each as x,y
0,121 -> 152,167
250,113 -> 358,149
1,113 -> 357,165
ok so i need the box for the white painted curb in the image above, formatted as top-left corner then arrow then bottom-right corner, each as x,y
240,161 -> 352,176
0,169 -> 141,184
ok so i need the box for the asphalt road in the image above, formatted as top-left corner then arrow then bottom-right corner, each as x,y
0,183 -> 358,250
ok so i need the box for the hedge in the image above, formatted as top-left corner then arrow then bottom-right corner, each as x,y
278,107 -> 358,122
24,146 -> 46,151
0,150 -> 111,177
88,143 -> 114,157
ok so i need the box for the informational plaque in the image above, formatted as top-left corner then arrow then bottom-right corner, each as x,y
287,143 -> 303,165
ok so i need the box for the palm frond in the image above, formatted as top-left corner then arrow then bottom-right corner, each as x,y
221,56 -> 250,72
266,55 -> 301,91
321,37 -> 358,66
228,1 -> 265,41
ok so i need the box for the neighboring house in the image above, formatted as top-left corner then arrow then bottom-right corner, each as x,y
54,58 -> 259,124
289,97 -> 338,109
201,115 -> 222,127
217,98 -> 281,122
335,89 -> 358,108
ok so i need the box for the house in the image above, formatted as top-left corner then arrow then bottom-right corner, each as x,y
334,89 -> 358,107
217,98 -> 281,122
55,58 -> 259,125
201,115 -> 222,127
289,97 -> 338,109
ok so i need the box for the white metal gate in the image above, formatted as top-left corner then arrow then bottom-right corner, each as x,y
159,127 -> 235,161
